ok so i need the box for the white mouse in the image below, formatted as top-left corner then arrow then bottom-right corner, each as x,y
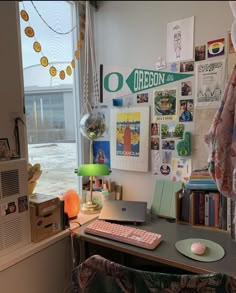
191,242 -> 206,255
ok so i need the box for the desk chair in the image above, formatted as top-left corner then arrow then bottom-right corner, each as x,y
71,254 -> 236,293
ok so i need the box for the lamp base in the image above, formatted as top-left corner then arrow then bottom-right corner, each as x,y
80,200 -> 102,214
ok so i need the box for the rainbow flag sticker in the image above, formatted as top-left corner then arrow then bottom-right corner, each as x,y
207,38 -> 225,58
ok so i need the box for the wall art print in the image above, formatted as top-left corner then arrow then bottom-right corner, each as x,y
195,59 -> 225,107
110,107 -> 149,172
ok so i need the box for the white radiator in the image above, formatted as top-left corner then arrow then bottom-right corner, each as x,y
0,159 -> 31,257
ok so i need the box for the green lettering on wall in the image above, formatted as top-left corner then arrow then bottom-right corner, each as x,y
104,72 -> 123,92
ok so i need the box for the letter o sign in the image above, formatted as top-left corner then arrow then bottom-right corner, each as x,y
104,72 -> 123,92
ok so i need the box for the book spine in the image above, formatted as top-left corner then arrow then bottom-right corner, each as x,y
198,192 -> 205,225
218,193 -> 222,229
209,193 -> 215,227
221,195 -> 227,230
214,192 -> 219,229
205,193 -> 209,226
194,191 -> 199,225
227,198 -> 231,232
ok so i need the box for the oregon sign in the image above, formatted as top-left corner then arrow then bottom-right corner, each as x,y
101,65 -> 193,101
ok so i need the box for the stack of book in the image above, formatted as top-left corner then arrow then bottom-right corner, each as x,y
191,191 -> 231,231
186,169 -> 218,190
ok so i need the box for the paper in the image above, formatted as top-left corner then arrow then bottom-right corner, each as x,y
153,88 -> 177,122
110,107 -> 149,172
166,16 -> 194,62
195,59 -> 225,107
171,158 -> 191,182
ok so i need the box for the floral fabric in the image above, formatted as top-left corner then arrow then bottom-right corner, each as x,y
71,254 -> 236,292
204,65 -> 236,199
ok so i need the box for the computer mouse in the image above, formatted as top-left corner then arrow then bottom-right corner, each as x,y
191,242 -> 206,255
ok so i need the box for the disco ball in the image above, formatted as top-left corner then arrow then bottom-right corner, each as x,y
79,111 -> 106,140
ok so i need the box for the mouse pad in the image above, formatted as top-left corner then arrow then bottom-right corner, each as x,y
175,238 -> 225,262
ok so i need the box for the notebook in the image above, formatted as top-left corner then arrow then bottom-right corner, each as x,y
98,200 -> 147,223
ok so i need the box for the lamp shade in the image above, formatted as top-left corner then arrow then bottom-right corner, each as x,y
77,164 -> 110,176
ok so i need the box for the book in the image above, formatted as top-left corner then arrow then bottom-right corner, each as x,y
198,192 -> 205,225
221,195 -> 227,231
214,193 -> 219,229
180,189 -> 190,222
205,193 -> 209,226
188,179 -> 216,185
227,198 -> 231,232
209,193 -> 215,227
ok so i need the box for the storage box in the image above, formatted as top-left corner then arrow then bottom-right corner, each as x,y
29,193 -> 61,242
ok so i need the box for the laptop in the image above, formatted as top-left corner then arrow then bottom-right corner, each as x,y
98,200 -> 147,224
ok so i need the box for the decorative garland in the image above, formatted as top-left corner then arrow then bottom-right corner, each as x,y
20,1 -> 85,80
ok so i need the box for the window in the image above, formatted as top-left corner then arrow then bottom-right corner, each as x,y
19,1 -> 83,196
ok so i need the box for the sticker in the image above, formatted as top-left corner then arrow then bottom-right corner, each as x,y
18,195 -> 28,213
160,165 -> 171,175
5,202 -> 17,215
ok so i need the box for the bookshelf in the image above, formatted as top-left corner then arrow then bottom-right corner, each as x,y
175,182 -> 231,233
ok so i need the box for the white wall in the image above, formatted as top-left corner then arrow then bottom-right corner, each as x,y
94,1 -> 234,206
0,237 -> 73,293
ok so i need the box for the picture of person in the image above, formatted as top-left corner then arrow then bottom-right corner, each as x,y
181,81 -> 192,96
179,100 -> 194,122
195,45 -> 206,61
180,61 -> 194,72
151,137 -> 159,150
95,149 -> 105,164
151,123 -> 159,136
18,195 -> 28,213
137,93 -> 148,103
5,202 -> 16,215
92,141 -> 111,169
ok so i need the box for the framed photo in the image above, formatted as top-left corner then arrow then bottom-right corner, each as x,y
110,106 -> 150,172
0,138 -> 10,160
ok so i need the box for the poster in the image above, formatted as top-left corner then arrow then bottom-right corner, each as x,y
153,88 -> 177,122
195,59 -> 225,107
110,107 -> 149,172
93,140 -> 111,169
171,158 -> 191,182
166,16 -> 194,62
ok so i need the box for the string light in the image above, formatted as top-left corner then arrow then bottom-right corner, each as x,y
20,1 -> 85,80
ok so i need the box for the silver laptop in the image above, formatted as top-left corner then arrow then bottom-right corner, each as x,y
99,200 -> 147,223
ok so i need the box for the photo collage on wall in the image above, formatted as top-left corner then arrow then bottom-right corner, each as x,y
100,15 -> 227,177
150,15 -> 227,181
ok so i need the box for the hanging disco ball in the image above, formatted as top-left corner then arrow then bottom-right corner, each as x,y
79,111 -> 106,140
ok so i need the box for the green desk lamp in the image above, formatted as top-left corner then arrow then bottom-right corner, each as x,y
76,163 -> 110,214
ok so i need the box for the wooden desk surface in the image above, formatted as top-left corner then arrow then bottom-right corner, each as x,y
73,214 -> 236,277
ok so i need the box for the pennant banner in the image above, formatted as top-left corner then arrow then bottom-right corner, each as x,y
100,65 -> 193,102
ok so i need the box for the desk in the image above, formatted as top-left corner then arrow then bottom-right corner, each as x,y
73,214 -> 236,277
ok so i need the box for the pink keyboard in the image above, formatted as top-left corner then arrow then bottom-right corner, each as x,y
84,220 -> 162,250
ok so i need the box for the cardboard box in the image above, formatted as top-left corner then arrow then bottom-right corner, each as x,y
29,193 -> 61,242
